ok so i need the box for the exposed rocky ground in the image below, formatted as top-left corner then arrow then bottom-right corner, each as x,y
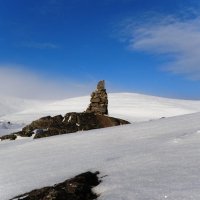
0,133 -> 17,140
0,112 -> 129,140
10,171 -> 100,200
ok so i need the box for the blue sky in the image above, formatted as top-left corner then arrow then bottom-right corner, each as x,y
1,0 -> 200,99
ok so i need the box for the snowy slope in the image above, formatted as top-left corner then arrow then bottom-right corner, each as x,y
1,112 -> 200,199
0,95 -> 46,118
0,120 -> 24,136
2,93 -> 200,124
0,96 -> 47,136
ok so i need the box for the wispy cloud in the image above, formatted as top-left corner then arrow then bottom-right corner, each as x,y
121,14 -> 200,80
0,66 -> 93,100
22,42 -> 59,49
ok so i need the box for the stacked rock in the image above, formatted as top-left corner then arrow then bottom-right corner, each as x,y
86,80 -> 108,115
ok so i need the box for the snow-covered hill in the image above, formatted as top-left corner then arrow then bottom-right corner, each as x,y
0,96 -> 47,136
1,93 -> 200,199
1,93 -> 200,124
0,95 -> 46,118
1,112 -> 200,199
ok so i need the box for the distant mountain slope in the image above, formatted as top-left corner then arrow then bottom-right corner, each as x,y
0,95 -> 46,117
0,96 -> 47,136
109,93 -> 200,122
1,93 -> 200,123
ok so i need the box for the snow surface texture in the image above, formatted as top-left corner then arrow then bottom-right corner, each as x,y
1,112 -> 200,199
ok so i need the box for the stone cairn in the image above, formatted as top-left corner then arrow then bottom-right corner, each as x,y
86,80 -> 108,115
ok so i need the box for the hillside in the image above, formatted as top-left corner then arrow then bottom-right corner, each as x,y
0,96 -> 46,136
1,93 -> 200,124
1,112 -> 200,199
0,95 -> 46,118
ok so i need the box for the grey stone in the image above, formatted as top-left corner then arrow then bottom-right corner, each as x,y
86,80 -> 108,115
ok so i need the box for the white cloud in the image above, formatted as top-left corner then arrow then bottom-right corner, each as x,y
124,15 -> 200,80
0,66 -> 93,100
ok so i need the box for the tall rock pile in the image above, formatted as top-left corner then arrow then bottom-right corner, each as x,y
86,80 -> 108,115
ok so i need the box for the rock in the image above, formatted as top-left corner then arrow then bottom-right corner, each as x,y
20,115 -> 64,137
97,81 -> 105,90
0,112 -> 130,140
91,98 -> 100,103
0,133 -> 17,141
10,171 -> 100,200
86,80 -> 108,115
34,112 -> 129,139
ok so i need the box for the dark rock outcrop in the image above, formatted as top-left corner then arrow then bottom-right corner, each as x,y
86,80 -> 108,115
0,133 -> 17,140
34,113 -> 129,139
0,112 -> 129,140
10,171 -> 100,200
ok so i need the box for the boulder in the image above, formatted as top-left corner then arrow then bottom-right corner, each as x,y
33,112 -> 129,139
10,171 -> 100,200
0,133 -> 17,141
0,112 -> 130,140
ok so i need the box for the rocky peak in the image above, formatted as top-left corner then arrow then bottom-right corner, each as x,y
86,80 -> 108,115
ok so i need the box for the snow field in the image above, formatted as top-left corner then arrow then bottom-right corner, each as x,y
1,112 -> 200,199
